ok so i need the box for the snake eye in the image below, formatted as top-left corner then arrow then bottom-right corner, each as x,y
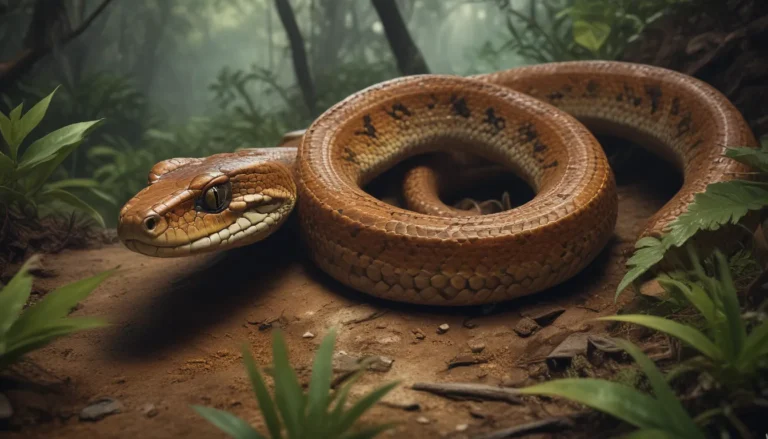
200,182 -> 232,212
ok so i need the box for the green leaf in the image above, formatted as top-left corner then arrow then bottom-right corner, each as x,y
0,151 -> 14,176
241,347 -> 283,439
335,382 -> 398,435
0,185 -> 27,204
598,315 -> 721,361
712,251 -> 746,359
44,178 -> 100,191
1,317 -> 107,369
616,236 -> 666,298
665,180 -> 768,247
36,189 -> 105,227
737,319 -> 768,370
621,429 -> 687,439
192,406 -> 266,439
6,269 -> 113,344
306,329 -> 337,434
573,19 -> 611,53
270,330 -> 305,438
19,141 -> 80,194
14,87 -> 58,155
725,146 -> 768,173
611,339 -> 701,437
0,255 -> 39,343
17,120 -> 104,172
87,187 -> 118,206
0,112 -> 12,153
656,277 -> 717,325
517,379 -> 667,430
86,145 -> 120,160
9,103 -> 22,124
329,368 -> 366,429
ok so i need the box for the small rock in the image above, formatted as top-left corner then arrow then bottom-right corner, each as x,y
80,397 -> 123,422
412,328 -> 426,340
113,376 -> 127,385
437,323 -> 450,334
513,317 -> 540,337
333,352 -> 361,373
639,279 -> 668,300
302,331 -> 315,339
526,306 -> 566,327
456,423 -> 468,431
140,403 -> 158,418
462,318 -> 478,329
0,393 -> 12,420
369,355 -> 395,372
468,340 -> 485,353
416,416 -> 430,424
375,323 -> 388,329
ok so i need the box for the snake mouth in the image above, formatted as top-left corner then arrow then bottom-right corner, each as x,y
122,202 -> 290,258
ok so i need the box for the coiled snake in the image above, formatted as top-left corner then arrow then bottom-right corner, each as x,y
117,61 -> 757,306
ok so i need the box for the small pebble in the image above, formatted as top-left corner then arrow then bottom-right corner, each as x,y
412,328 -> 426,340
140,403 -> 158,418
0,393 -> 12,420
468,341 -> 485,353
368,355 -> 394,372
437,323 -> 450,334
80,397 -> 123,422
302,331 -> 315,339
456,423 -> 468,431
416,416 -> 430,424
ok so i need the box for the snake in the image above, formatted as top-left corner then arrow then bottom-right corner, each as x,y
117,61 -> 757,306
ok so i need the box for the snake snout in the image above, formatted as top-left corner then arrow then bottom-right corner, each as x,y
117,210 -> 168,244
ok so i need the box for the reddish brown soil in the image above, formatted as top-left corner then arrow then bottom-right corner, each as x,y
0,147 -> 680,439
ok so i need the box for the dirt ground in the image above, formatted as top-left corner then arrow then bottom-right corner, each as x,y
0,145 -> 681,439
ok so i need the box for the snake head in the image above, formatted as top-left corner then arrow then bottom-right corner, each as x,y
117,148 -> 297,257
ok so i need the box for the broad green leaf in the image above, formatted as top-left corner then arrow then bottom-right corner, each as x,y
518,379 -> 666,430
611,339 -> 701,437
242,347 -> 282,439
271,330 -> 305,438
19,141 -> 80,194
598,315 -> 721,361
44,178 -> 100,191
573,19 -> 611,53
665,180 -> 768,247
725,146 -> 768,173
0,112 -> 12,153
14,87 -> 58,154
0,256 -> 39,341
335,382 -> 398,435
191,406 -> 265,439
36,189 -> 105,227
17,120 -> 104,172
7,269 -> 113,343
0,151 -> 14,176
9,103 -> 22,124
616,236 -> 666,298
306,329 -> 337,434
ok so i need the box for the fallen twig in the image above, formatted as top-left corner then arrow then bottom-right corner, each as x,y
472,416 -> 575,439
411,382 -> 522,404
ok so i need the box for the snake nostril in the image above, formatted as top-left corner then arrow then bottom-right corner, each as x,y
143,215 -> 159,232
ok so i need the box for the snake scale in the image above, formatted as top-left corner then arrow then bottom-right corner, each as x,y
117,61 -> 757,306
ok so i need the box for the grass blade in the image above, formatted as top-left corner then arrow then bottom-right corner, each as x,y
335,382 -> 398,435
192,405 -> 266,439
656,277 -> 716,325
270,330 -> 305,438
597,315 -> 721,361
7,268 -> 113,342
611,339 -> 702,437
306,328 -> 337,435
0,256 -> 39,340
737,320 -> 768,370
712,251 -> 746,358
241,346 -> 283,439
517,378 -> 666,430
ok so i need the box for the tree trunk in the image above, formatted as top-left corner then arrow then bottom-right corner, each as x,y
0,0 -> 113,95
371,0 -> 430,75
274,0 -> 317,117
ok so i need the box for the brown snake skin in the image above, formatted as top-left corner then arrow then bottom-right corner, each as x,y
117,61 -> 757,306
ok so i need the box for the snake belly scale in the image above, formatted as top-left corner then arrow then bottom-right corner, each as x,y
117,61 -> 756,306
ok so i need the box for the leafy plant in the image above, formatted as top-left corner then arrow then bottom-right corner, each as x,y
617,138 -> 768,296
0,88 -> 106,226
192,328 -> 398,439
0,255 -> 112,370
605,247 -> 768,390
519,338 -> 705,438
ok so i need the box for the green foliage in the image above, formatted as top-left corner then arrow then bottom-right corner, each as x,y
518,338 -> 705,439
607,248 -> 768,389
0,88 -> 106,226
192,328 -> 398,439
617,140 -> 768,296
488,0 -> 685,63
0,255 -> 112,370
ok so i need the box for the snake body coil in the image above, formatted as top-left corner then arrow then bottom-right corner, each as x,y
117,61 -> 756,306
